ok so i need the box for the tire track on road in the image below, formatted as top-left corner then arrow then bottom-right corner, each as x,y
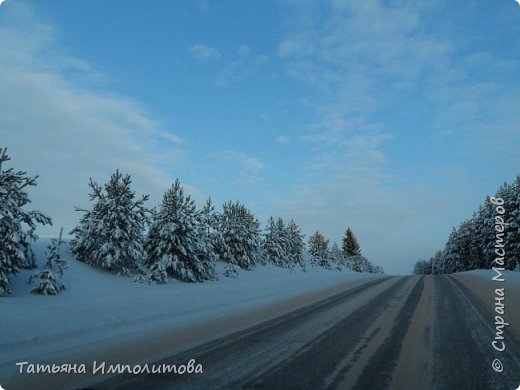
241,276 -> 415,390
99,276 -> 399,390
433,275 -> 520,390
350,276 -> 424,390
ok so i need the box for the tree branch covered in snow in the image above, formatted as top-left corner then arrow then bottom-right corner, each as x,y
0,148 -> 52,295
70,170 -> 150,274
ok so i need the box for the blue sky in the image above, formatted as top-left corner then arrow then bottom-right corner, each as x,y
1,0 -> 519,274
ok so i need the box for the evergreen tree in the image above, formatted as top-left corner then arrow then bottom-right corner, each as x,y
146,180 -> 216,283
263,217 -> 289,268
443,227 -> 461,274
148,260 -> 168,284
499,178 -> 520,270
308,231 -> 330,269
343,227 -> 361,257
200,198 -> 225,269
509,176 -> 520,270
223,263 -> 240,278
478,198 -> 499,269
200,198 -> 216,236
413,259 -> 431,275
29,228 -> 67,295
347,254 -> 366,272
457,220 -> 474,271
330,242 -> 344,271
424,174 -> 520,274
70,170 -> 150,274
286,219 -> 306,271
470,204 -> 490,269
359,255 -> 373,272
0,148 -> 52,295
442,222 -> 473,274
217,201 -> 261,270
430,249 -> 445,274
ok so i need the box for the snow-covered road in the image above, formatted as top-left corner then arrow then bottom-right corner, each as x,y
99,274 -> 520,390
3,272 -> 517,390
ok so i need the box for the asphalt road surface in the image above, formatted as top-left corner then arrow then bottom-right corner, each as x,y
85,275 -> 520,390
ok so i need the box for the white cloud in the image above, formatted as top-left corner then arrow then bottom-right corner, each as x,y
274,1 -> 520,274
214,61 -> 244,87
0,2 -> 184,235
206,150 -> 265,190
214,49 -> 271,87
158,131 -> 183,144
278,37 -> 316,58
272,1 -> 476,274
223,151 -> 264,173
238,45 -> 251,56
189,44 -> 221,60
275,135 -> 291,143
257,54 -> 270,64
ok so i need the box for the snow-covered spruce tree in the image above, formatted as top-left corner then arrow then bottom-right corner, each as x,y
0,148 -> 52,295
217,201 -> 261,270
200,197 -> 224,266
508,176 -> 520,271
70,170 -> 150,274
29,227 -> 67,295
498,178 -> 520,270
201,198 -> 218,237
342,227 -> 361,256
440,221 -> 474,274
443,227 -> 463,274
347,255 -> 365,272
286,219 -> 306,271
475,198 -> 497,269
308,231 -> 331,269
263,217 -> 290,268
430,249 -> 445,274
330,242 -> 344,271
467,209 -> 485,269
148,259 -> 168,284
343,228 -> 367,272
455,220 -> 473,271
145,180 -> 216,283
359,256 -> 373,272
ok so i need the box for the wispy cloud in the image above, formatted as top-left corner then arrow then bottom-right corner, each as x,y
272,0 -> 520,273
214,61 -> 245,87
214,46 -> 270,87
238,44 -> 251,56
158,131 -> 183,144
189,44 -> 221,60
194,0 -> 210,12
0,2 -> 184,234
222,151 -> 264,173
206,150 -> 265,189
275,135 -> 291,143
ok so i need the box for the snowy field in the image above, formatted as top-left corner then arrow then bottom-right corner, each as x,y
0,238 -> 381,385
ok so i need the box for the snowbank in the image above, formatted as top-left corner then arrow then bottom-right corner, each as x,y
0,238 -> 380,381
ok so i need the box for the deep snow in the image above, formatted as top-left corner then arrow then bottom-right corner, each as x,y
0,238 -> 378,380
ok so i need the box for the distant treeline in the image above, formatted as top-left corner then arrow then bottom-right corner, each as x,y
414,176 -> 520,275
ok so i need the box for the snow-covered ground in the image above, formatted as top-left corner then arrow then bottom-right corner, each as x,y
0,238 -> 380,386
